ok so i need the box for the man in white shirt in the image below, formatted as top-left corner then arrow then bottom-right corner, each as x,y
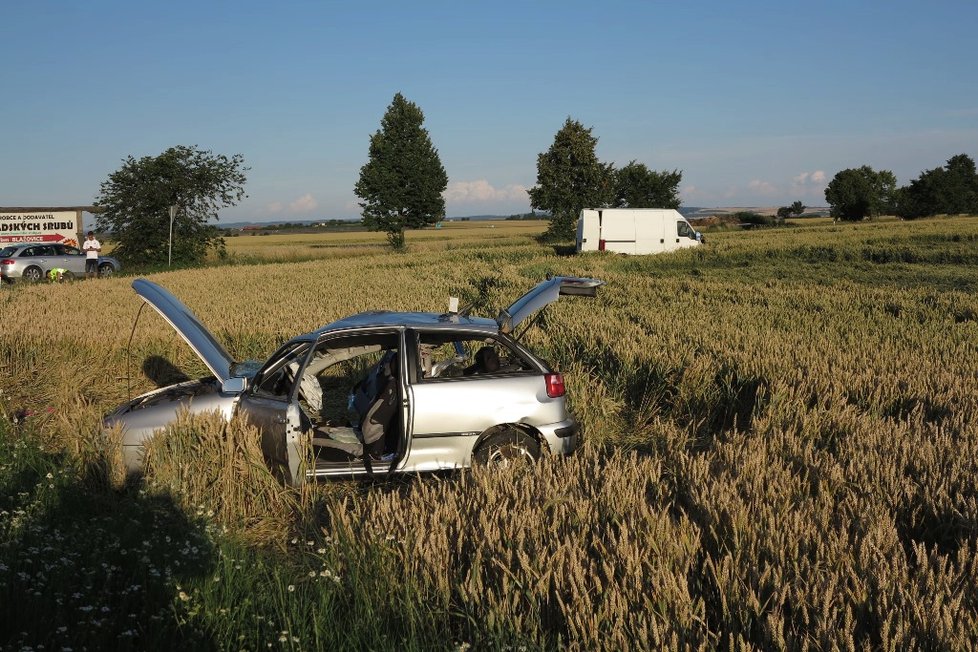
82,231 -> 101,278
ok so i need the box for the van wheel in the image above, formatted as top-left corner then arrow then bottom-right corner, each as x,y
473,428 -> 540,467
22,266 -> 43,283
98,263 -> 115,277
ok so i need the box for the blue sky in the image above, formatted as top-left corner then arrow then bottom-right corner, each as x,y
2,1 -> 976,222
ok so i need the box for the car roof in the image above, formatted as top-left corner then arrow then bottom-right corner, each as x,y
7,242 -> 67,249
310,310 -> 499,338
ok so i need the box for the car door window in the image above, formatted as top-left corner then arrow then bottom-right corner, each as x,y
50,244 -> 72,264
251,342 -> 312,401
299,332 -> 400,427
414,331 -> 535,382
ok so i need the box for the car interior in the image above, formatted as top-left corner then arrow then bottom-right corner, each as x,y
289,333 -> 402,469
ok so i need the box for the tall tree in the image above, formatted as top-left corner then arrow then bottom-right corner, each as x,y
355,93 -> 448,249
528,118 -> 614,240
824,165 -> 897,221
613,161 -> 682,209
942,154 -> 978,214
95,145 -> 248,266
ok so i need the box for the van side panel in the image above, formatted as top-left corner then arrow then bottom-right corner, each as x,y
599,210 -> 637,254
634,210 -> 667,254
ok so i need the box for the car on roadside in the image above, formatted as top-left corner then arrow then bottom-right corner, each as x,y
0,242 -> 122,283
104,275 -> 604,483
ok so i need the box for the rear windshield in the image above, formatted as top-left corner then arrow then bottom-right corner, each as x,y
0,247 -> 16,257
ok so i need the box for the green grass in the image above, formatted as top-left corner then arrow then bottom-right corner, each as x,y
0,421 -> 472,651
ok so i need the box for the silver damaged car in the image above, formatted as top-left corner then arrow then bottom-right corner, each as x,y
105,276 -> 604,483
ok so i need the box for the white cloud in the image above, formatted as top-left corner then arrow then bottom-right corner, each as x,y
443,180 -> 528,203
748,179 -> 777,196
792,170 -> 828,191
266,201 -> 283,214
289,193 -> 318,213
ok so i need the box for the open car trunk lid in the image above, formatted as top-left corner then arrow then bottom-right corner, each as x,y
496,276 -> 605,334
132,278 -> 235,383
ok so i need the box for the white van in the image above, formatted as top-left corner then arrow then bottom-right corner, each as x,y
575,208 -> 703,255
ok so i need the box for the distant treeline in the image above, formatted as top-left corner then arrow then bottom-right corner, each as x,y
221,220 -> 366,236
504,212 -> 548,221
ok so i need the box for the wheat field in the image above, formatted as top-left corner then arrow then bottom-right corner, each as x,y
2,217 -> 977,649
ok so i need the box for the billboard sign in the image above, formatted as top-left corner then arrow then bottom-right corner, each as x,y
0,211 -> 80,246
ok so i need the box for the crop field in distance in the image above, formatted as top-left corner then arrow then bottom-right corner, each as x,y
2,216 -> 977,649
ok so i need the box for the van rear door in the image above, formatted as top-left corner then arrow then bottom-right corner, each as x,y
576,210 -> 601,252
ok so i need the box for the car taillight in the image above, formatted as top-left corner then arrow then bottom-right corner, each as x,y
0,259 -> 14,265
598,239 -> 606,251
545,373 -> 565,398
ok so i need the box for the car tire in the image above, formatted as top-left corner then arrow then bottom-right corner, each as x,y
98,263 -> 115,277
22,266 -> 43,283
473,428 -> 541,467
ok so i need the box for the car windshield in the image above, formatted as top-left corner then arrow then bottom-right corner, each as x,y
0,247 -> 16,257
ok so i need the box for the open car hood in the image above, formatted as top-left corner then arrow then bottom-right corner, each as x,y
496,276 -> 605,334
132,278 -> 235,383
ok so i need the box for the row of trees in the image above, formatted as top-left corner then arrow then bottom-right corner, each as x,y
353,102 -> 682,245
94,92 -> 976,265
777,201 -> 806,220
94,95 -> 681,261
528,118 -> 681,240
825,154 -> 978,221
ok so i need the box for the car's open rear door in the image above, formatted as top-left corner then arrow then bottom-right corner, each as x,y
496,276 -> 604,335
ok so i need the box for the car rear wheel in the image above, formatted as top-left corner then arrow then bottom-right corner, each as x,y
22,266 -> 43,283
98,263 -> 115,277
473,428 -> 541,467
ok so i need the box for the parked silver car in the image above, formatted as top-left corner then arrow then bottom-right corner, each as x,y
105,276 -> 604,483
0,242 -> 121,283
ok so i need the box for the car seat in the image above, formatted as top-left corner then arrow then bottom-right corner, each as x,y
463,346 -> 500,376
312,353 -> 399,459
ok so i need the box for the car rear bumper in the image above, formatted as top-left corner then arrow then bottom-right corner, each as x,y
538,416 -> 580,456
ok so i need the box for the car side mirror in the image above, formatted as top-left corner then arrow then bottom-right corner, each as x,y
222,376 -> 248,394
